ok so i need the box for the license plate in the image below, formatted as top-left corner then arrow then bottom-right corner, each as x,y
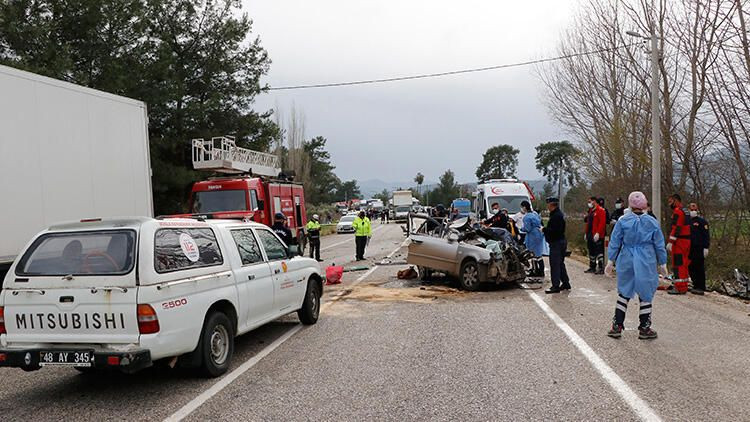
39,351 -> 94,367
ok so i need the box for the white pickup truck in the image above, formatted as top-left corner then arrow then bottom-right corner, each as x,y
0,217 -> 323,377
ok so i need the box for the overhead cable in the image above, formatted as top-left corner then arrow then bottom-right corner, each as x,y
267,43 -> 639,90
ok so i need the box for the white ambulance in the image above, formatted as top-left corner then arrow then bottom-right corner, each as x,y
0,217 -> 323,377
474,179 -> 535,219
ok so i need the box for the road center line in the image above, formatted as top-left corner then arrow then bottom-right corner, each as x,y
320,224 -> 385,251
164,236 -> 407,422
527,291 -> 662,422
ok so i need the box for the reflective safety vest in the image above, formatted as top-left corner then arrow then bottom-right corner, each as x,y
352,217 -> 372,237
306,220 -> 321,238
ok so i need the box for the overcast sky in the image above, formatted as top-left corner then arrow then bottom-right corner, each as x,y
245,0 -> 575,184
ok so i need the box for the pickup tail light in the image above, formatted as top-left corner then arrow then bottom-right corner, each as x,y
0,307 -> 5,334
137,304 -> 160,334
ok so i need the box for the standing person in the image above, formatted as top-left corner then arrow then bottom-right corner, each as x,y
543,197 -> 570,293
380,210 -> 386,223
688,203 -> 710,295
610,197 -> 625,225
521,201 -> 545,278
352,211 -> 372,261
666,194 -> 691,295
306,214 -> 323,262
585,196 -> 607,274
271,213 -> 293,245
605,191 -> 667,339
512,207 -> 526,243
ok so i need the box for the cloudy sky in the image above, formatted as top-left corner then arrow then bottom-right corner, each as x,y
245,0 -> 576,184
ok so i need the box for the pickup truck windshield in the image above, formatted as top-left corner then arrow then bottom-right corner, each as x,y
396,206 -> 410,213
16,230 -> 136,276
487,195 -> 528,214
193,190 -> 247,213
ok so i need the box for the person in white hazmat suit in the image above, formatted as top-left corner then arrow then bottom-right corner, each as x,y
605,191 -> 668,340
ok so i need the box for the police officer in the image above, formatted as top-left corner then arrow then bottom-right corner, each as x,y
688,203 -> 710,295
543,197 -> 570,293
306,214 -> 323,262
352,211 -> 372,261
610,197 -> 625,225
271,213 -> 293,245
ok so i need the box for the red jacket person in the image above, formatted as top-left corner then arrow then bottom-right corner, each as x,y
666,194 -> 691,294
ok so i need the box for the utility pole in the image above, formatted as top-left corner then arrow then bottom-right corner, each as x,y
558,157 -> 564,212
627,26 -> 662,222
649,26 -> 662,223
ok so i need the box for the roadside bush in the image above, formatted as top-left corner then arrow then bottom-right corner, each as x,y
306,204 -> 338,224
705,242 -> 750,291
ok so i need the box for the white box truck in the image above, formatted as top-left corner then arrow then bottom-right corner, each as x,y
392,190 -> 413,222
0,64 -> 153,279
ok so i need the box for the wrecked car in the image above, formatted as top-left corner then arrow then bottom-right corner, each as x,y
406,214 -> 533,291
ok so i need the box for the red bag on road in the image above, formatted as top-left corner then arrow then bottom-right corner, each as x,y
326,265 -> 344,285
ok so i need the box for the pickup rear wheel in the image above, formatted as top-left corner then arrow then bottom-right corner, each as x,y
200,312 -> 234,377
459,260 -> 481,291
298,279 -> 321,325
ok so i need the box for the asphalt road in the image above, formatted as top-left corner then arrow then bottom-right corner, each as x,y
1,220 -> 748,421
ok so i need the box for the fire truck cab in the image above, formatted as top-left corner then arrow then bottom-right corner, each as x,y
186,137 -> 308,249
189,177 -> 307,240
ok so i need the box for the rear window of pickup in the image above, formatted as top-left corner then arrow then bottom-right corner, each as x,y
16,230 -> 136,276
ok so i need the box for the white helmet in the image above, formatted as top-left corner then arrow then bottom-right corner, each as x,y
313,214 -> 319,220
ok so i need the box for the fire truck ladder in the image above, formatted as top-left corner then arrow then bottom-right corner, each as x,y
192,136 -> 281,177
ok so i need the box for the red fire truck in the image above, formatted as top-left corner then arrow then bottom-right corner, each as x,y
183,137 -> 308,248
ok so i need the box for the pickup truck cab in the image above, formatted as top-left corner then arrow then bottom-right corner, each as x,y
0,217 -> 323,377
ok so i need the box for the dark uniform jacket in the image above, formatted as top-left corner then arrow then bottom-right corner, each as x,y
611,207 -> 625,223
271,222 -> 293,245
544,207 -> 566,243
484,212 -> 509,229
689,215 -> 710,257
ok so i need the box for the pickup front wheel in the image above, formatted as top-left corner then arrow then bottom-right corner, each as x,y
200,312 -> 234,377
298,279 -> 321,325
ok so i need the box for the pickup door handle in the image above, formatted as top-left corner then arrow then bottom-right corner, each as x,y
247,274 -> 256,280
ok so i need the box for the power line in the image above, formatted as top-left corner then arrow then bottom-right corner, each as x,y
267,43 -> 638,91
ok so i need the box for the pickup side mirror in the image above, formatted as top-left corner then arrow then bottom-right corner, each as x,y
479,210 -> 487,219
256,199 -> 265,211
287,244 -> 300,257
447,232 -> 459,242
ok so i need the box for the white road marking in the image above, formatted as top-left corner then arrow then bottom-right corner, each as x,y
163,325 -> 303,422
164,235 -> 407,422
527,291 -> 662,422
320,225 -> 385,251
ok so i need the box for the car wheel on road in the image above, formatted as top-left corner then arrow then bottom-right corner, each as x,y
199,312 -> 234,378
459,260 -> 481,291
298,279 -> 321,325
